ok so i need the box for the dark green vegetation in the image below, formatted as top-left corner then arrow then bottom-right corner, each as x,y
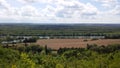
0,23 -> 120,38
0,44 -> 120,68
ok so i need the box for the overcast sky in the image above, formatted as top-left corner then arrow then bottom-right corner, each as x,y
0,0 -> 120,24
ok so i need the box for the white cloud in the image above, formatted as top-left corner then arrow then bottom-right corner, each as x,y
0,0 -> 20,16
94,0 -> 118,8
0,0 -> 11,9
0,0 -> 120,23
20,5 -> 39,16
17,0 -> 56,4
17,0 -> 38,4
55,1 -> 98,19
81,3 -> 98,18
108,5 -> 120,15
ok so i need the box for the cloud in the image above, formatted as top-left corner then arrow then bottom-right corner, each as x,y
81,3 -> 98,18
20,5 -> 39,16
55,1 -> 98,19
0,0 -> 120,23
17,0 -> 56,4
0,0 -> 11,9
17,0 -> 38,4
109,5 -> 120,15
0,0 -> 20,16
94,0 -> 118,8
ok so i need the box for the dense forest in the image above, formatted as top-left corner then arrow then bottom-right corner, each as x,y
0,24 -> 120,39
0,44 -> 120,68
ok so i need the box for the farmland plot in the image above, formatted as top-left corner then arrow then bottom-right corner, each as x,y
36,39 -> 120,49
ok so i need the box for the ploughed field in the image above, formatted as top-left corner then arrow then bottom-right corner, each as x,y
36,39 -> 120,50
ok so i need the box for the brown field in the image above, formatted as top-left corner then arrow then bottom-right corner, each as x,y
36,39 -> 120,50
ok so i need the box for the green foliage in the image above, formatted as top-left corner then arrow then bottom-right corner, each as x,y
0,46 -> 20,62
16,45 -> 44,53
0,46 -> 20,68
15,53 -> 35,68
109,51 -> 120,68
56,64 -> 64,68
0,44 -> 120,68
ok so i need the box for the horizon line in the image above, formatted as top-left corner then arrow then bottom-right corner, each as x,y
0,22 -> 120,25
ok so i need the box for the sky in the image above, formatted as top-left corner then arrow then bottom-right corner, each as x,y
0,0 -> 120,24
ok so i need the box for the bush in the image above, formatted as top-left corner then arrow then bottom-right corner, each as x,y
23,38 -> 37,43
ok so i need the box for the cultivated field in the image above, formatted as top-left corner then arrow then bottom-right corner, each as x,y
36,39 -> 120,49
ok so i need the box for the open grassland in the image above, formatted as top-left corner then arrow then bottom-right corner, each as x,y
36,39 -> 120,49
